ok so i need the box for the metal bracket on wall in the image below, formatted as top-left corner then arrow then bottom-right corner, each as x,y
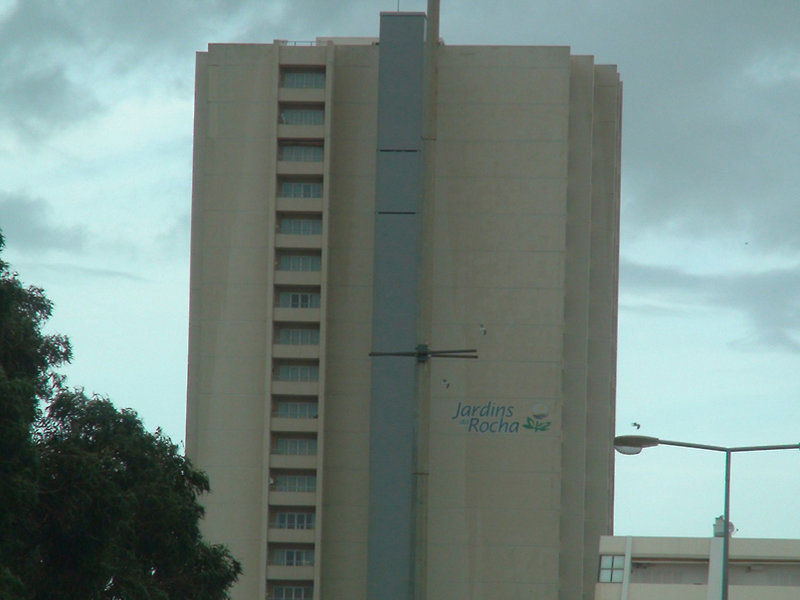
369,344 -> 478,363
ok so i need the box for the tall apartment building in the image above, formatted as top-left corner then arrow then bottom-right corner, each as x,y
186,8 -> 622,600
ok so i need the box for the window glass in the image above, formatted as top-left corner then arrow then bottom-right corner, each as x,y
279,181 -> 322,198
271,548 -> 315,566
280,218 -> 322,235
278,293 -> 320,309
274,401 -> 318,418
279,108 -> 324,125
273,437 -> 317,455
278,255 -> 321,271
273,474 -> 316,492
272,511 -> 316,530
279,144 -> 323,162
276,364 -> 319,382
598,554 -> 625,583
277,328 -> 320,345
271,585 -> 314,600
281,69 -> 325,89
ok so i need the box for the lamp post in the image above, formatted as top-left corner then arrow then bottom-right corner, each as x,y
614,435 -> 800,600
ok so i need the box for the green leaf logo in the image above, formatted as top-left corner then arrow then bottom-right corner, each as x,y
523,416 -> 552,432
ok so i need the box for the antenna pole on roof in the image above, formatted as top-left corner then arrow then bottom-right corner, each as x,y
427,0 -> 440,44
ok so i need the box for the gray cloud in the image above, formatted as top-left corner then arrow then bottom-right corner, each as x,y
576,4 -> 800,253
622,260 -> 800,352
0,1 -> 261,139
0,63 -> 101,138
437,2 -> 800,254
0,192 -> 88,253
0,3 -> 93,136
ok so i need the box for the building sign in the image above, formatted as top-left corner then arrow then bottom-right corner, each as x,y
451,401 -> 552,434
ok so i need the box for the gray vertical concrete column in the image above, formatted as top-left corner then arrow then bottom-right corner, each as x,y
368,12 -> 426,600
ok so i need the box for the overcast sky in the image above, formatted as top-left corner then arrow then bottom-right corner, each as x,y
2,0 -> 800,540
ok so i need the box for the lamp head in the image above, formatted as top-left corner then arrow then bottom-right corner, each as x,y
614,435 -> 660,455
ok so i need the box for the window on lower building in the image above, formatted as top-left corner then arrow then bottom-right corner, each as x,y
270,547 -> 315,567
273,399 -> 318,419
272,473 -> 316,492
279,143 -> 323,162
273,437 -> 317,455
277,292 -> 320,309
281,68 -> 325,89
269,584 -> 314,600
279,180 -> 322,198
279,217 -> 322,235
271,511 -> 316,530
278,254 -> 321,271
599,555 -> 625,583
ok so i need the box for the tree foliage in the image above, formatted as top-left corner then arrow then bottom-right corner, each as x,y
0,232 -> 71,598
31,390 -> 241,600
0,233 -> 240,599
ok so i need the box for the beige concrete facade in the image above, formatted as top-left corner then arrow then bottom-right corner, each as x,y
595,535 -> 800,599
187,14 -> 621,600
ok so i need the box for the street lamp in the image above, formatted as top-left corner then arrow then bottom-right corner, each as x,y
614,435 -> 800,600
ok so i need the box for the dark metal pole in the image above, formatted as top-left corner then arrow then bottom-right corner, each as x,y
721,450 -> 731,600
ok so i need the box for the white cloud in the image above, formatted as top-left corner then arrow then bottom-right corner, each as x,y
745,49 -> 800,86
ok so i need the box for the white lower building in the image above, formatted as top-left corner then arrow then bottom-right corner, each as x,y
595,535 -> 800,600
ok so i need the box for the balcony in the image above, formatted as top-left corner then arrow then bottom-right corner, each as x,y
271,380 -> 319,396
274,271 -> 320,286
595,583 -> 705,600
271,416 -> 318,433
267,528 -> 315,544
275,233 -> 322,250
266,565 -> 315,580
270,454 -> 317,470
269,491 -> 316,506
276,161 -> 323,176
272,343 -> 320,360
277,124 -> 324,140
273,307 -> 320,323
278,87 -> 325,103
276,197 -> 323,213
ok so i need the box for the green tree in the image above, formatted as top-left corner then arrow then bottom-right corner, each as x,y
32,390 -> 241,600
0,232 -> 71,597
0,233 -> 241,599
